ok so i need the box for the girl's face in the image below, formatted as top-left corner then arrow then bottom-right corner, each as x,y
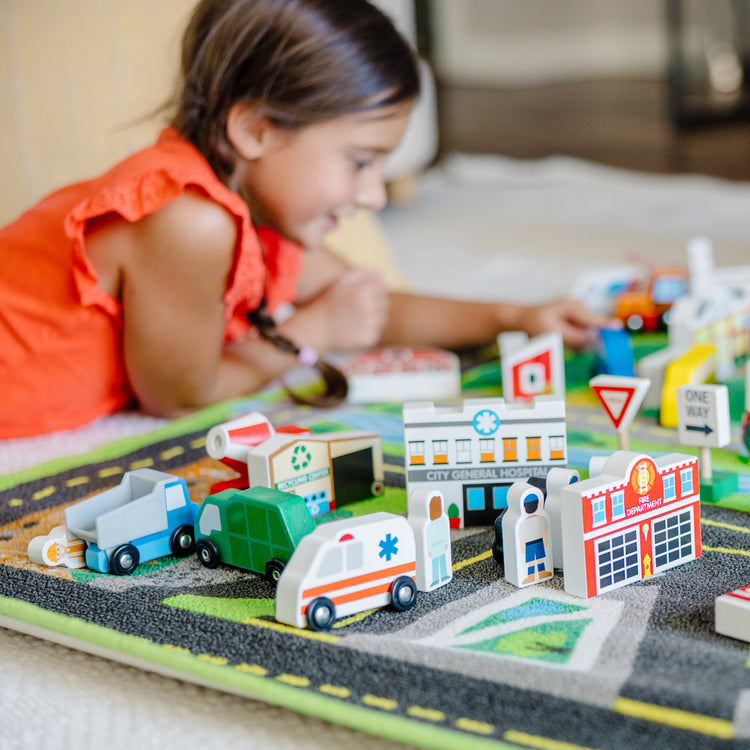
238,101 -> 413,249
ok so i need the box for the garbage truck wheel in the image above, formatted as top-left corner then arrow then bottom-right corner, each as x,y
196,538 -> 220,568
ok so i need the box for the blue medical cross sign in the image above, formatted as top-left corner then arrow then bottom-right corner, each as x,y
472,409 -> 500,435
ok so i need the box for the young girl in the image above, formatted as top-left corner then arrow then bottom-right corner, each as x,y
0,0 -> 608,439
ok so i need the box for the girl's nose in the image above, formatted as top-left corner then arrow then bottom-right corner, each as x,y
355,171 -> 388,212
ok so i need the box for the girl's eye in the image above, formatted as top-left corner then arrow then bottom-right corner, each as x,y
352,157 -> 374,171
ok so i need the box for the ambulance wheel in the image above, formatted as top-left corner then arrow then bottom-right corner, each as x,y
307,597 -> 336,631
196,538 -> 221,568
170,525 -> 195,557
371,480 -> 385,497
110,544 -> 140,575
390,576 -> 417,611
265,558 -> 285,584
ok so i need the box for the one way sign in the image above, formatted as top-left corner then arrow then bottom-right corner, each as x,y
677,384 -> 730,448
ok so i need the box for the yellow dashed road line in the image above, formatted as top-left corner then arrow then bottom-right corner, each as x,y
319,684 -> 351,699
65,476 -> 89,488
504,729 -> 600,750
614,697 -> 734,740
198,653 -> 228,666
453,549 -> 493,572
160,446 -> 185,461
32,486 -> 55,501
244,616 -> 339,644
98,466 -> 123,478
130,458 -> 154,470
703,544 -> 750,558
454,717 -> 495,736
702,518 -> 750,534
235,663 -> 268,676
406,705 -> 446,722
276,673 -> 310,687
362,694 -> 398,711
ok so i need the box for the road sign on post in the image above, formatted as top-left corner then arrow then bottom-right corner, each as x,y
677,384 -> 731,482
589,375 -> 651,450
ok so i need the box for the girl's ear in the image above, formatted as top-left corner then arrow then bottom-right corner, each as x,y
226,103 -> 274,160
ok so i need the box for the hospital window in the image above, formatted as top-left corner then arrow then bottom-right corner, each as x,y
591,496 -> 607,527
526,436 -> 541,461
409,441 -> 425,465
479,438 -> 495,463
549,435 -> 565,460
663,473 -> 676,501
466,487 -> 485,511
432,440 -> 448,464
492,486 -> 508,510
680,468 -> 694,496
456,439 -> 472,464
611,490 -> 625,520
503,438 -> 517,462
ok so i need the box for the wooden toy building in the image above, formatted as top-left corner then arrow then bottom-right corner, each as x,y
247,432 -> 384,517
402,396 -> 567,528
559,451 -> 701,598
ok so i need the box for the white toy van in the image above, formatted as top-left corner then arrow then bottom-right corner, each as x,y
275,512 -> 417,631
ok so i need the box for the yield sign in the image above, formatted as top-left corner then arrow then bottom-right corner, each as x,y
589,375 -> 651,432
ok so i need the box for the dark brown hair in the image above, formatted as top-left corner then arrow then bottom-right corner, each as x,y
171,0 -> 420,183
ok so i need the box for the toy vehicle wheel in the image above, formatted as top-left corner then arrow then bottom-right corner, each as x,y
110,544 -> 140,575
196,538 -> 221,568
370,480 -> 385,497
170,525 -> 195,557
307,597 -> 336,631
265,557 -> 285,584
625,314 -> 644,333
390,576 -> 417,611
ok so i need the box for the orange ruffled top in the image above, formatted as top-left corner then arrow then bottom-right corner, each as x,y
0,128 -> 303,438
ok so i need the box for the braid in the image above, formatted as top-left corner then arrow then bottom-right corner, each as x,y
247,301 -> 348,407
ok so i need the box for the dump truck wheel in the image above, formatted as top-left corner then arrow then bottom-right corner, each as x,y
170,525 -> 195,557
110,544 -> 140,575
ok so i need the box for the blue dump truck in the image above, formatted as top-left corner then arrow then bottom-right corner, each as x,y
64,469 -> 200,574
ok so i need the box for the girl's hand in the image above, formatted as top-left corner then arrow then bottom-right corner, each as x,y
295,268 -> 389,351
522,298 -> 616,350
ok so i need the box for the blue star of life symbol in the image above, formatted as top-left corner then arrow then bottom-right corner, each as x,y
472,409 -> 499,435
379,533 -> 399,561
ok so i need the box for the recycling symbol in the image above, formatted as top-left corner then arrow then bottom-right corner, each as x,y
291,444 -> 312,471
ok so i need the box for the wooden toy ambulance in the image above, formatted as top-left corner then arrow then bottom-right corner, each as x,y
275,512 -> 418,631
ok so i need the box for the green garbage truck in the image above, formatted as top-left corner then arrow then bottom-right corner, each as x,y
194,485 -> 316,582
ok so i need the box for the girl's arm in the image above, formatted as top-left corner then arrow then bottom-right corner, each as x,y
381,293 -> 613,351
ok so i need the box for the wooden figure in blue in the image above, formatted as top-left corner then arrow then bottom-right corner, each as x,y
408,487 -> 452,591
502,481 -> 553,587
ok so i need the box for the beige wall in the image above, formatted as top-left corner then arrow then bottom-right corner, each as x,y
0,0 -> 195,226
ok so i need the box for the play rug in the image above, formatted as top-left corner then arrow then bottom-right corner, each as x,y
2,348 -> 750,750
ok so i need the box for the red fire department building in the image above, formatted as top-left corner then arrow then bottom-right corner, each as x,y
559,450 -> 701,598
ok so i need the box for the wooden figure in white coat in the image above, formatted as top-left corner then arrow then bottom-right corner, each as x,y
408,487 -> 452,591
